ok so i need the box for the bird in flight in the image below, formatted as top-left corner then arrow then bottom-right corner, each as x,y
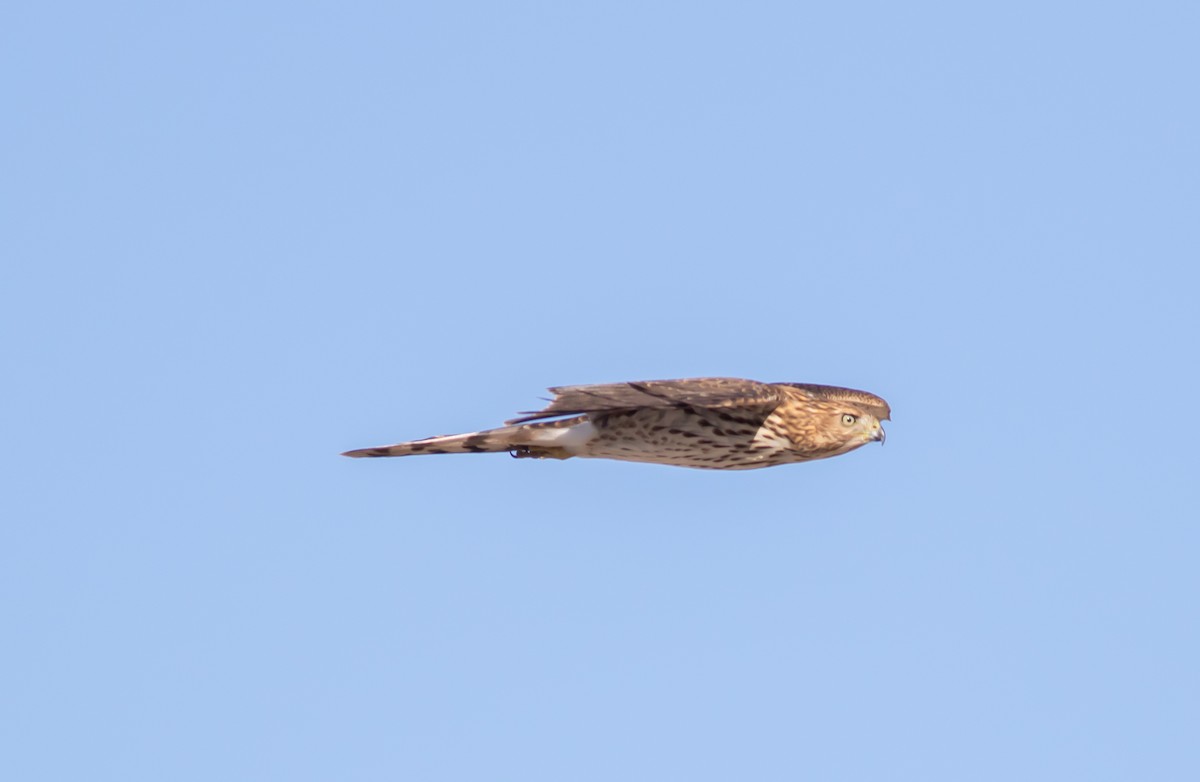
343,377 -> 890,471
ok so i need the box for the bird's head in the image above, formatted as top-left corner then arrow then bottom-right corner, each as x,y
779,383 -> 891,457
833,407 -> 887,448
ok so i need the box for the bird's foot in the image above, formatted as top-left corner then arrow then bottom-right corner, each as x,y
509,446 -> 572,460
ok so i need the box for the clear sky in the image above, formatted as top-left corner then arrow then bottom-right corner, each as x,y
3,2 -> 1198,780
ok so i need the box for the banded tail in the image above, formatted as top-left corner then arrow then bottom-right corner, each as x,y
341,417 -> 592,460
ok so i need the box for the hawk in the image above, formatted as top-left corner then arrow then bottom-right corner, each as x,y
343,377 -> 890,470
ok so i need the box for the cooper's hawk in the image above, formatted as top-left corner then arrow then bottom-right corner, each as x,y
343,377 -> 889,470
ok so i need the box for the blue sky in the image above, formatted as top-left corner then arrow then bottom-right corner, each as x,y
3,2 -> 1198,780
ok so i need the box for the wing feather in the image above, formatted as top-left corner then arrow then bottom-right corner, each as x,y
505,377 -> 784,424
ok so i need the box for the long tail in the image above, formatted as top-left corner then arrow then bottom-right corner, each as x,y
342,417 -> 587,459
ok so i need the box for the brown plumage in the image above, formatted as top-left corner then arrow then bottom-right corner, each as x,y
342,377 -> 890,470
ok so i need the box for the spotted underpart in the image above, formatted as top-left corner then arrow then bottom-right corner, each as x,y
342,377 -> 890,470
573,407 -> 779,469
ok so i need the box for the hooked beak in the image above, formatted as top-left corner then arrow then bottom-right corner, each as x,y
871,422 -> 886,445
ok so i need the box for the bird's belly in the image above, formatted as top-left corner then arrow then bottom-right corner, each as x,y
579,408 -> 793,470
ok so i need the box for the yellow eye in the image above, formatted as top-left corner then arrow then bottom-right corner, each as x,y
841,413 -> 857,426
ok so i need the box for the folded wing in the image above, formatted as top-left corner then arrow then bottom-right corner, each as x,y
506,377 -> 785,424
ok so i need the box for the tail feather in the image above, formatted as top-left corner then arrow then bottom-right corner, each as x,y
342,417 -> 589,459
342,427 -> 521,458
